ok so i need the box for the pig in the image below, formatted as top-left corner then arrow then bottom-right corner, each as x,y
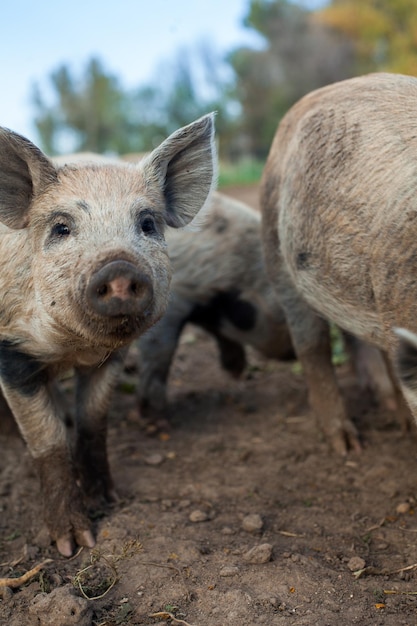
260,72 -> 417,455
136,191 -> 295,422
0,113 -> 216,555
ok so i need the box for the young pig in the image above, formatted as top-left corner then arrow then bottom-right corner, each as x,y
0,114 -> 216,555
136,191 -> 294,421
261,72 -> 417,455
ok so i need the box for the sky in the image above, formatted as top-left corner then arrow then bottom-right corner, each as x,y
0,0 -> 325,146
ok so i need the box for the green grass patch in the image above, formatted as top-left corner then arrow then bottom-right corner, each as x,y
218,158 -> 264,187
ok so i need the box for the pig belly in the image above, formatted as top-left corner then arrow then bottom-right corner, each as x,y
295,273 -> 384,347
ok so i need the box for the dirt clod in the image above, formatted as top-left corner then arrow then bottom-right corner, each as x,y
28,585 -> 92,626
220,566 -> 240,577
189,509 -> 209,523
396,501 -> 411,514
242,543 -> 273,564
347,556 -> 366,572
241,513 -> 263,533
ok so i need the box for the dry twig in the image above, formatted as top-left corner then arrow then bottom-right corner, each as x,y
74,553 -> 118,600
149,611 -> 196,626
353,561 -> 417,579
0,559 -> 53,588
277,530 -> 305,538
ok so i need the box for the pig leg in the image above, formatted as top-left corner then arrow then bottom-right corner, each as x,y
213,334 -> 247,378
276,274 -> 361,454
380,349 -> 413,432
74,350 -> 126,506
344,333 -> 396,408
137,302 -> 190,421
0,347 -> 93,556
394,328 -> 417,426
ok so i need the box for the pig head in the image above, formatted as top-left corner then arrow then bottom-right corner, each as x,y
0,113 -> 216,555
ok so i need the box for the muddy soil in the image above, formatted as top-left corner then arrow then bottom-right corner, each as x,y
1,185 -> 417,626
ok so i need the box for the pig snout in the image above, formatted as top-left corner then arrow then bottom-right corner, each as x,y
87,260 -> 153,317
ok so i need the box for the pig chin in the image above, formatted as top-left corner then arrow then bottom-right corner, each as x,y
82,306 -> 158,348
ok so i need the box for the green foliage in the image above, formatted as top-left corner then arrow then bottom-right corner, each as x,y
32,46 -> 235,157
218,158 -> 264,187
33,58 -> 135,155
227,0 -> 354,158
291,324 -> 348,375
330,324 -> 348,366
317,0 -> 417,75
33,1 -> 417,160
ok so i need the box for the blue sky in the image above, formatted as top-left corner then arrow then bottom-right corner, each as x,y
0,0 -> 325,145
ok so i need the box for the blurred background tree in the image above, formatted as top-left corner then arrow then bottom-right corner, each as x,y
31,0 -> 417,167
33,57 -> 134,155
32,45 -> 234,157
228,0 -> 354,158
316,0 -> 417,76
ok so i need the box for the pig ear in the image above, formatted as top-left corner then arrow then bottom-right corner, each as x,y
0,128 -> 57,229
143,113 -> 217,228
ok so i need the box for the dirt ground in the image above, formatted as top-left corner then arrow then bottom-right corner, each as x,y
2,185 -> 417,626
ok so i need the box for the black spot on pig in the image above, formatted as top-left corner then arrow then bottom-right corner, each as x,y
0,341 -> 48,396
188,290 -> 257,333
214,216 -> 229,233
296,251 -> 311,270
216,335 -> 247,377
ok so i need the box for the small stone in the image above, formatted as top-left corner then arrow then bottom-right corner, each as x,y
220,566 -> 239,577
189,509 -> 209,523
29,584 -> 92,625
347,556 -> 366,572
221,526 -> 235,535
144,453 -> 164,466
243,543 -> 273,564
242,513 -> 263,533
178,500 -> 191,510
1,586 -> 13,602
396,501 -> 411,514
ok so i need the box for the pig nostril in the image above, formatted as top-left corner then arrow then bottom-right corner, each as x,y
97,284 -> 108,297
130,282 -> 139,296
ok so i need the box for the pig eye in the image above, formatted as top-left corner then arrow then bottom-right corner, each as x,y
51,223 -> 71,238
140,215 -> 156,235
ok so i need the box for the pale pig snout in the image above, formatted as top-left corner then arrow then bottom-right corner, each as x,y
87,260 -> 153,317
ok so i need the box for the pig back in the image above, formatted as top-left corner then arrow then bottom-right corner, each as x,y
268,72 -> 417,347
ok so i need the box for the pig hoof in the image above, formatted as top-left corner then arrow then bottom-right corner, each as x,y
56,529 -> 96,557
56,535 -> 76,558
331,429 -> 362,456
75,529 -> 96,549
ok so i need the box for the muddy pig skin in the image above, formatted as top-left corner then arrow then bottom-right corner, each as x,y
261,72 -> 417,455
136,191 -> 295,421
0,114 -> 216,556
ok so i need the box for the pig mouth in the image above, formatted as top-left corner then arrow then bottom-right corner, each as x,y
103,311 -> 154,337
83,304 -> 156,343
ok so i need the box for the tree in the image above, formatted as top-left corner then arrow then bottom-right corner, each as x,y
32,46 -> 236,158
316,0 -> 417,75
228,0 -> 354,158
130,43 -> 237,158
32,58 -> 136,155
